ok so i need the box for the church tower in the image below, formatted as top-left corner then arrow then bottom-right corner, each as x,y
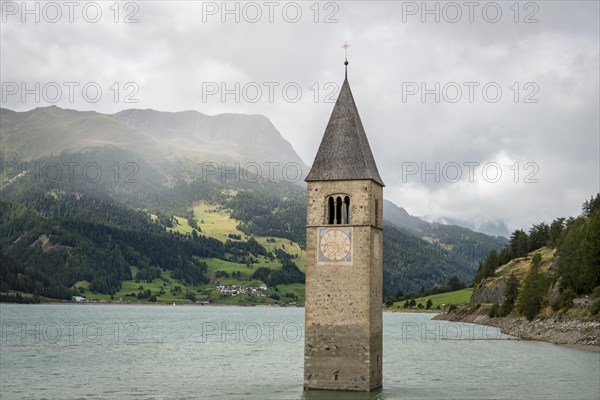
304,59 -> 384,391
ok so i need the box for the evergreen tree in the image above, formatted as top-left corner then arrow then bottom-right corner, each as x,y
548,217 -> 565,248
510,230 -> 530,258
474,262 -> 485,285
474,251 -> 499,285
426,299 -> 433,309
557,217 -> 587,293
580,209 -> 600,292
556,195 -> 600,294
517,253 -> 547,320
447,276 -> 466,291
498,246 -> 512,266
528,223 -> 549,251
483,250 -> 499,278
581,194 -> 600,218
500,272 -> 519,317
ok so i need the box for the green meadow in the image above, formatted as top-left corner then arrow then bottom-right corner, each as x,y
391,288 -> 473,310
170,201 -> 306,270
79,200 -> 308,305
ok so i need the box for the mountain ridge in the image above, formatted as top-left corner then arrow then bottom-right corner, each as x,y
1,106 -> 310,184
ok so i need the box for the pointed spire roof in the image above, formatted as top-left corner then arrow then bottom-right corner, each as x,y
305,76 -> 384,186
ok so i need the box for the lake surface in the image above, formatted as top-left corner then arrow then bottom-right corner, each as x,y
1,304 -> 598,400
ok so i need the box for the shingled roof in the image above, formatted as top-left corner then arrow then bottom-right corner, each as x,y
305,77 -> 384,186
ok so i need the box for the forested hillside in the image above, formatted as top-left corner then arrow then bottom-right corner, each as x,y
472,194 -> 600,320
0,201 -> 223,297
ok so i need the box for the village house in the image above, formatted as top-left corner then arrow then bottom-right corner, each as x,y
216,284 -> 267,297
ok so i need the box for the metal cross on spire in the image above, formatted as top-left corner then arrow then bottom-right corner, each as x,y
342,41 -> 350,78
342,41 -> 351,62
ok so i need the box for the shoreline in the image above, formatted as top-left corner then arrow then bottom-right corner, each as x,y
0,300 -> 303,307
384,308 -> 438,314
434,311 -> 600,353
557,343 -> 600,353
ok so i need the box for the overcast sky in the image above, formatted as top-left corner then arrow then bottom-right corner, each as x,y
1,1 -> 599,234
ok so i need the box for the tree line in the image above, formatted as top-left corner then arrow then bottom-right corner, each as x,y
477,194 -> 600,320
0,200 -> 265,298
251,260 -> 305,287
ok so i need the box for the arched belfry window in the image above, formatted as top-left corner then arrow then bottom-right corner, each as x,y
328,197 -> 335,224
343,196 -> 350,224
335,197 -> 342,225
326,195 -> 350,225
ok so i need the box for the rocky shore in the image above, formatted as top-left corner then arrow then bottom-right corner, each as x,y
434,311 -> 600,351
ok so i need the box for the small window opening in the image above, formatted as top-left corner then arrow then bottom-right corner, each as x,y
326,195 -> 351,225
335,197 -> 342,224
343,196 -> 350,224
328,197 -> 335,224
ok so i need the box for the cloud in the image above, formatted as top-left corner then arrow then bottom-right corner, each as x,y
1,1 -> 598,233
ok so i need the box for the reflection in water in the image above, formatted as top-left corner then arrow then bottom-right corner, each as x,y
302,388 -> 386,400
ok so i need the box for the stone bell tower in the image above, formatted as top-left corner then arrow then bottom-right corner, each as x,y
304,58 -> 384,391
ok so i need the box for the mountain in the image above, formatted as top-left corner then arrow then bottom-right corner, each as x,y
420,213 -> 510,238
1,106 -> 157,161
114,109 -> 307,171
1,106 -> 309,184
383,200 -> 430,231
1,106 -> 508,301
384,200 -> 508,266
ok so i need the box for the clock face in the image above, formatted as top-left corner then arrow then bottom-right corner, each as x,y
319,228 -> 352,263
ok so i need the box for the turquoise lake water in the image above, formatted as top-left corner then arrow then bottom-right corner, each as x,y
0,304 -> 598,400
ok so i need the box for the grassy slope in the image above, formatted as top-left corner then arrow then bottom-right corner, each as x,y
493,247 -> 554,280
193,201 -> 306,270
469,247 -> 591,320
392,248 -> 554,310
390,288 -> 473,310
168,201 -> 306,269
82,201 -> 306,304
438,247 -> 599,327
473,247 -> 555,299
414,288 -> 473,307
192,201 -> 246,241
